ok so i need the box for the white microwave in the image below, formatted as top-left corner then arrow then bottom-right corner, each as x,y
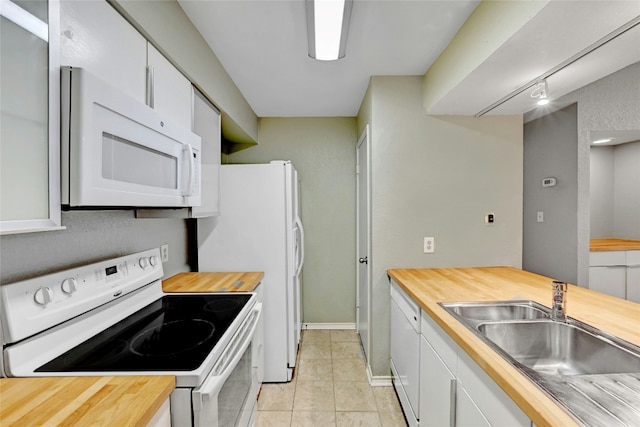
61,66 -> 201,209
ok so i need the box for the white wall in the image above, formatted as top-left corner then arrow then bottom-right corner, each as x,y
358,76 -> 523,378
589,141 -> 640,240
228,117 -> 358,324
590,146 -> 615,238
613,141 -> 640,238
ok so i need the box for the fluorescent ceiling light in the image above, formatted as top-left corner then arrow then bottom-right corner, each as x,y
592,138 -> 612,144
306,0 -> 353,61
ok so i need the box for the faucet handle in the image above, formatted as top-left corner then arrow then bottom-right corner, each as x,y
551,280 -> 567,292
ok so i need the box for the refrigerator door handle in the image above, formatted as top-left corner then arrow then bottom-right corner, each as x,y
295,216 -> 305,276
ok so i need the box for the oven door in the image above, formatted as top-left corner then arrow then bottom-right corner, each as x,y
192,302 -> 262,427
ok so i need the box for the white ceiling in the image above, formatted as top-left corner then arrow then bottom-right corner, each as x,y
178,0 -> 479,117
178,0 -> 640,118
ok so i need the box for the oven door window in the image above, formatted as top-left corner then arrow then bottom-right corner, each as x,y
193,342 -> 253,427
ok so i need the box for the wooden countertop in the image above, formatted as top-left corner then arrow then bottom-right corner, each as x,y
0,376 -> 175,427
590,238 -> 640,251
387,266 -> 640,427
163,272 -> 264,293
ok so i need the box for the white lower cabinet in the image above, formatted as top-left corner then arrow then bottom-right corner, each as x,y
589,250 -> 640,302
455,383 -> 491,427
390,281 -> 421,427
626,251 -> 640,303
419,337 -> 455,427
419,311 -> 531,427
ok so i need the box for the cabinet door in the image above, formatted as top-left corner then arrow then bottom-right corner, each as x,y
1,0 -> 63,234
626,266 -> 640,303
626,251 -> 640,303
60,0 -> 146,103
147,43 -> 192,130
589,266 -> 626,299
457,350 -> 530,427
191,88 -> 221,217
456,383 -> 491,427
420,336 -> 455,427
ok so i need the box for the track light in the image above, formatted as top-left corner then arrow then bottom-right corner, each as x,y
531,80 -> 549,106
306,0 -> 353,61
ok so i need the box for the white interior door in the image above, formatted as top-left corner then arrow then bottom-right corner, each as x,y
356,125 -> 371,362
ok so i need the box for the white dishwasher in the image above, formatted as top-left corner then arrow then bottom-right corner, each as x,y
390,279 -> 421,427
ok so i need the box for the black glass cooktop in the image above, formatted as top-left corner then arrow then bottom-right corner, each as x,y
37,294 -> 252,372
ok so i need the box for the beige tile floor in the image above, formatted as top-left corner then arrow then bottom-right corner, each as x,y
256,329 -> 408,427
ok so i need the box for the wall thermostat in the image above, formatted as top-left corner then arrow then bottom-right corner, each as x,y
542,177 -> 557,187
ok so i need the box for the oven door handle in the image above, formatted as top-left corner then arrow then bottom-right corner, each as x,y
192,303 -> 262,410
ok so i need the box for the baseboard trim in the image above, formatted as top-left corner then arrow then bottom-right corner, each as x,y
367,365 -> 393,387
302,323 -> 356,330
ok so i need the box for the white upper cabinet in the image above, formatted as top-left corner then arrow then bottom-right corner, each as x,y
191,88 -> 221,217
146,43 -> 192,130
60,0 -> 146,103
1,0 -> 64,234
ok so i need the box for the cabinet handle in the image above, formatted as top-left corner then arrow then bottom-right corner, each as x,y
146,65 -> 155,108
450,379 -> 457,427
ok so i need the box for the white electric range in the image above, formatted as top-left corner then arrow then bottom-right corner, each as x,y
0,248 -> 262,427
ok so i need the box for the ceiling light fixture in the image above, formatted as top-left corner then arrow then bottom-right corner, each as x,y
530,80 -> 550,106
592,138 -> 612,144
306,0 -> 353,61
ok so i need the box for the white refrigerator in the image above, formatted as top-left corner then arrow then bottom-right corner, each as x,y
198,161 -> 304,382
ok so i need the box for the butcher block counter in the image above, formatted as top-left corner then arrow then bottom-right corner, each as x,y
163,272 -> 263,293
387,266 -> 640,427
0,375 -> 174,427
590,238 -> 640,251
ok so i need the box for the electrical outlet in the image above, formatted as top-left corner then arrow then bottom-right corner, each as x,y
485,213 -> 495,225
423,237 -> 435,254
537,211 -> 544,223
160,244 -> 169,262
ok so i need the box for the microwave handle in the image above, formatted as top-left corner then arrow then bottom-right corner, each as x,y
192,303 -> 262,409
183,144 -> 197,196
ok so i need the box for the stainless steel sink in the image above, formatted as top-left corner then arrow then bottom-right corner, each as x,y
439,300 -> 640,426
442,300 -> 548,323
478,320 -> 640,376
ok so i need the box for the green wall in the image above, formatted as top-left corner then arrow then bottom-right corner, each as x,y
360,76 -> 524,378
229,117 -> 358,324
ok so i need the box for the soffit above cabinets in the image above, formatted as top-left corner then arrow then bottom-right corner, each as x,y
427,1 -> 640,117
589,129 -> 640,146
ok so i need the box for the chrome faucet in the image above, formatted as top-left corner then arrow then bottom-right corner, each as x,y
551,281 -> 567,322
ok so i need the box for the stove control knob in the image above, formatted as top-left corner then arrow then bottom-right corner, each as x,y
61,278 -> 78,295
34,287 -> 54,306
139,257 -> 149,269
149,255 -> 158,267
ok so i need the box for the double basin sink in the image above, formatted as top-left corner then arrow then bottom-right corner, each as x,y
439,300 -> 640,425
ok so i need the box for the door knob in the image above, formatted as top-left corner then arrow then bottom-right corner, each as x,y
359,257 -> 368,264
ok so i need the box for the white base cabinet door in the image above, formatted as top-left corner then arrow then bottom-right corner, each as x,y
419,336 -> 455,427
626,251 -> 640,303
455,384 -> 491,427
419,310 -> 531,427
589,266 -> 626,299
